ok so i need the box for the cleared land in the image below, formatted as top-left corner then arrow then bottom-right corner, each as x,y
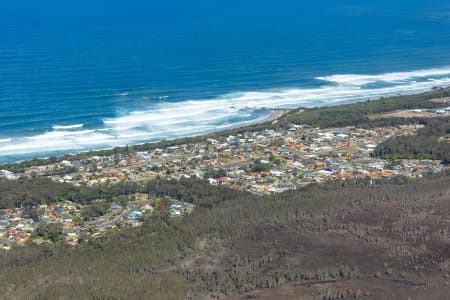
368,109 -> 443,120
430,97 -> 450,104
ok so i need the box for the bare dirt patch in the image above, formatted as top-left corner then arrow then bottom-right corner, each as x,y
368,109 -> 440,120
429,97 -> 450,104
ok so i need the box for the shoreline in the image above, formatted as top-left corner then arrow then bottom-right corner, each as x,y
268,109 -> 289,122
1,87 -> 449,168
0,108 -> 291,167
247,108 -> 289,126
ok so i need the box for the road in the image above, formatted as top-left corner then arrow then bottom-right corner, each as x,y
99,202 -> 135,228
0,237 -> 12,246
291,176 -> 303,189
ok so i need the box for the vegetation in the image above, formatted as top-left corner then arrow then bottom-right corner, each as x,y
1,175 -> 449,299
35,223 -> 64,243
82,202 -> 110,221
0,88 -> 449,299
0,177 -> 144,209
281,88 -> 450,128
374,118 -> 450,162
204,168 -> 227,179
251,160 -> 272,172
2,88 -> 449,173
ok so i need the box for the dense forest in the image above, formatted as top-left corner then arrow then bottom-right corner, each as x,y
1,89 -> 449,299
2,88 -> 449,172
1,174 -> 449,299
0,176 -> 248,210
374,118 -> 450,162
282,88 -> 449,128
0,177 -> 143,209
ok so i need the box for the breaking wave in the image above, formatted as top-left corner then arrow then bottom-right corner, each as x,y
316,67 -> 450,86
1,66 -> 450,161
52,123 -> 84,130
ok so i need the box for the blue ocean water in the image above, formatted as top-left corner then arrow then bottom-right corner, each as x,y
1,0 -> 450,162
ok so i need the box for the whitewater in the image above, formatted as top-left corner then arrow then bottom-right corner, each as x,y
0,67 -> 449,162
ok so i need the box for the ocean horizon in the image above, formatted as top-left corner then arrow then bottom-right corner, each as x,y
1,0 -> 450,163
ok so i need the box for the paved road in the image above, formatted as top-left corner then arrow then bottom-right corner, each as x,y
0,237 -> 12,246
291,177 -> 303,189
291,172 -> 308,189
101,202 -> 135,228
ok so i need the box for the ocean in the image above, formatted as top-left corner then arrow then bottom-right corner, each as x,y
1,0 -> 450,163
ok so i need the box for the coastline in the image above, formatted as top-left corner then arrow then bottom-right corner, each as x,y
0,108 -> 291,167
247,109 -> 289,126
268,109 -> 289,122
1,87 -> 449,169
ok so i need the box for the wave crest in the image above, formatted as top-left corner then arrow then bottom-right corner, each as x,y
1,66 -> 450,161
52,124 -> 84,130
